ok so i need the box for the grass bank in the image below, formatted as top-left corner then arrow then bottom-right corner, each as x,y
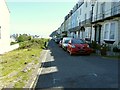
0,38 -> 49,88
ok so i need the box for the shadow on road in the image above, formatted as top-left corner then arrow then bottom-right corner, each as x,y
35,40 -> 119,89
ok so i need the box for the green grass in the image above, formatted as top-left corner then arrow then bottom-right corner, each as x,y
1,48 -> 42,76
0,38 -> 48,88
0,48 -> 42,88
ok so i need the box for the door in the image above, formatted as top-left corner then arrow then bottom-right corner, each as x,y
94,25 -> 102,44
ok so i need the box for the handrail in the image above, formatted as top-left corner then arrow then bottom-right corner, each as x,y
93,2 -> 120,22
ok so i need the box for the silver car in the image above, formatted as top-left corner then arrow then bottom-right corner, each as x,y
62,37 -> 72,50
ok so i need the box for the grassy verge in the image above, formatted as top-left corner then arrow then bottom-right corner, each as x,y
102,55 -> 120,60
0,38 -> 49,88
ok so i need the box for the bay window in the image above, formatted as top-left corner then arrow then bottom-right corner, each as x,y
110,23 -> 115,39
104,23 -> 109,39
104,22 -> 116,40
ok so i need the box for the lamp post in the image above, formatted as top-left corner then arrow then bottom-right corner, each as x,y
90,0 -> 96,43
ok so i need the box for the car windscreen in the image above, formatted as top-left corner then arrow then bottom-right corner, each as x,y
63,39 -> 70,44
72,39 -> 85,44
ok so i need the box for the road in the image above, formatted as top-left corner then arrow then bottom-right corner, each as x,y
35,40 -> 118,89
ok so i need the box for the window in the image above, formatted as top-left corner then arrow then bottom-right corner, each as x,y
104,22 -> 116,40
111,2 -> 117,15
110,23 -> 115,39
100,2 -> 105,18
85,29 -> 90,38
72,39 -> 85,44
86,1 -> 87,7
80,8 -> 81,15
104,23 -> 109,39
85,13 -> 87,23
89,10 -> 92,19
79,19 -> 81,26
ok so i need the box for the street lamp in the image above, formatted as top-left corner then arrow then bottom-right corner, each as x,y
90,0 -> 96,43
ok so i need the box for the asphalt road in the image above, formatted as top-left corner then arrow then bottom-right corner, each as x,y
35,40 -> 119,89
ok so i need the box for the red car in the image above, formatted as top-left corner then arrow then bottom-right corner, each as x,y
67,38 -> 92,55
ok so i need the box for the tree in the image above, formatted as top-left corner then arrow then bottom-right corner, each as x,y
17,34 -> 31,42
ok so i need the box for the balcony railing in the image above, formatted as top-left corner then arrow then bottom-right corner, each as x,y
81,18 -> 91,27
93,2 -> 120,23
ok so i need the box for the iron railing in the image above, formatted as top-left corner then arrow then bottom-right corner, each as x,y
93,2 -> 120,23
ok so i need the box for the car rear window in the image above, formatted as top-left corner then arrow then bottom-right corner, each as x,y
64,39 -> 70,43
72,39 -> 85,44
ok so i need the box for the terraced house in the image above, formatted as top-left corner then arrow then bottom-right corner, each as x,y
0,0 -> 10,54
56,0 -> 120,46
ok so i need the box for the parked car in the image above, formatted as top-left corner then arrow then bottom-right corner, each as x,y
67,38 -> 92,55
55,37 -> 61,44
59,40 -> 62,47
62,37 -> 72,50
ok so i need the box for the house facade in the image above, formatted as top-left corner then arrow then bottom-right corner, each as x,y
0,0 -> 10,54
92,0 -> 120,45
55,0 -> 120,46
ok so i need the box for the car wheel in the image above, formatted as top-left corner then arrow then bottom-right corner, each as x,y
67,48 -> 69,53
70,51 -> 73,56
86,54 -> 90,56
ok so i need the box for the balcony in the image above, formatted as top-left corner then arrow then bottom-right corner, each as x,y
93,2 -> 120,23
68,26 -> 80,32
81,18 -> 91,27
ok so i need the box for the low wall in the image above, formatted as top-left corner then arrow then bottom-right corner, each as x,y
0,43 -> 19,54
8,44 -> 19,52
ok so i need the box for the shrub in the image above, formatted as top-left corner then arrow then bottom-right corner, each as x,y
10,42 -> 17,45
17,34 -> 32,42
90,41 -> 101,50
100,44 -> 108,56
18,38 -> 49,49
113,46 -> 120,52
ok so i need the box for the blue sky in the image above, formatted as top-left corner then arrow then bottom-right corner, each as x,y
6,1 -> 77,38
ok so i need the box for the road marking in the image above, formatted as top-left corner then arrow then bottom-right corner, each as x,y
93,73 -> 97,77
89,73 -> 98,77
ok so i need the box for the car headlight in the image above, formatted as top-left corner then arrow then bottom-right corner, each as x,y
87,45 -> 89,48
71,45 -> 75,48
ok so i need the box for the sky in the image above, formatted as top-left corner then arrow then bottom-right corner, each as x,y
6,0 -> 78,38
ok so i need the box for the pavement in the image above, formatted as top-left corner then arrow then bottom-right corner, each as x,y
24,49 -> 49,89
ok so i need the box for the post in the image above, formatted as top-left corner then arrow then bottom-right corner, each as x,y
90,4 -> 94,43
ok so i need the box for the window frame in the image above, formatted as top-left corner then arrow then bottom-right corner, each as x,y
104,22 -> 116,41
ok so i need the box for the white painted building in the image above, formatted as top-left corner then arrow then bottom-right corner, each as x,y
0,0 -> 10,54
56,0 -> 120,46
0,0 -> 19,54
92,0 -> 120,45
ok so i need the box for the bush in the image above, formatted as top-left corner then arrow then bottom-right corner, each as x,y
100,44 -> 108,56
17,34 -> 32,42
18,38 -> 49,49
90,41 -> 101,50
113,46 -> 120,52
10,42 -> 17,45
19,41 -> 32,49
